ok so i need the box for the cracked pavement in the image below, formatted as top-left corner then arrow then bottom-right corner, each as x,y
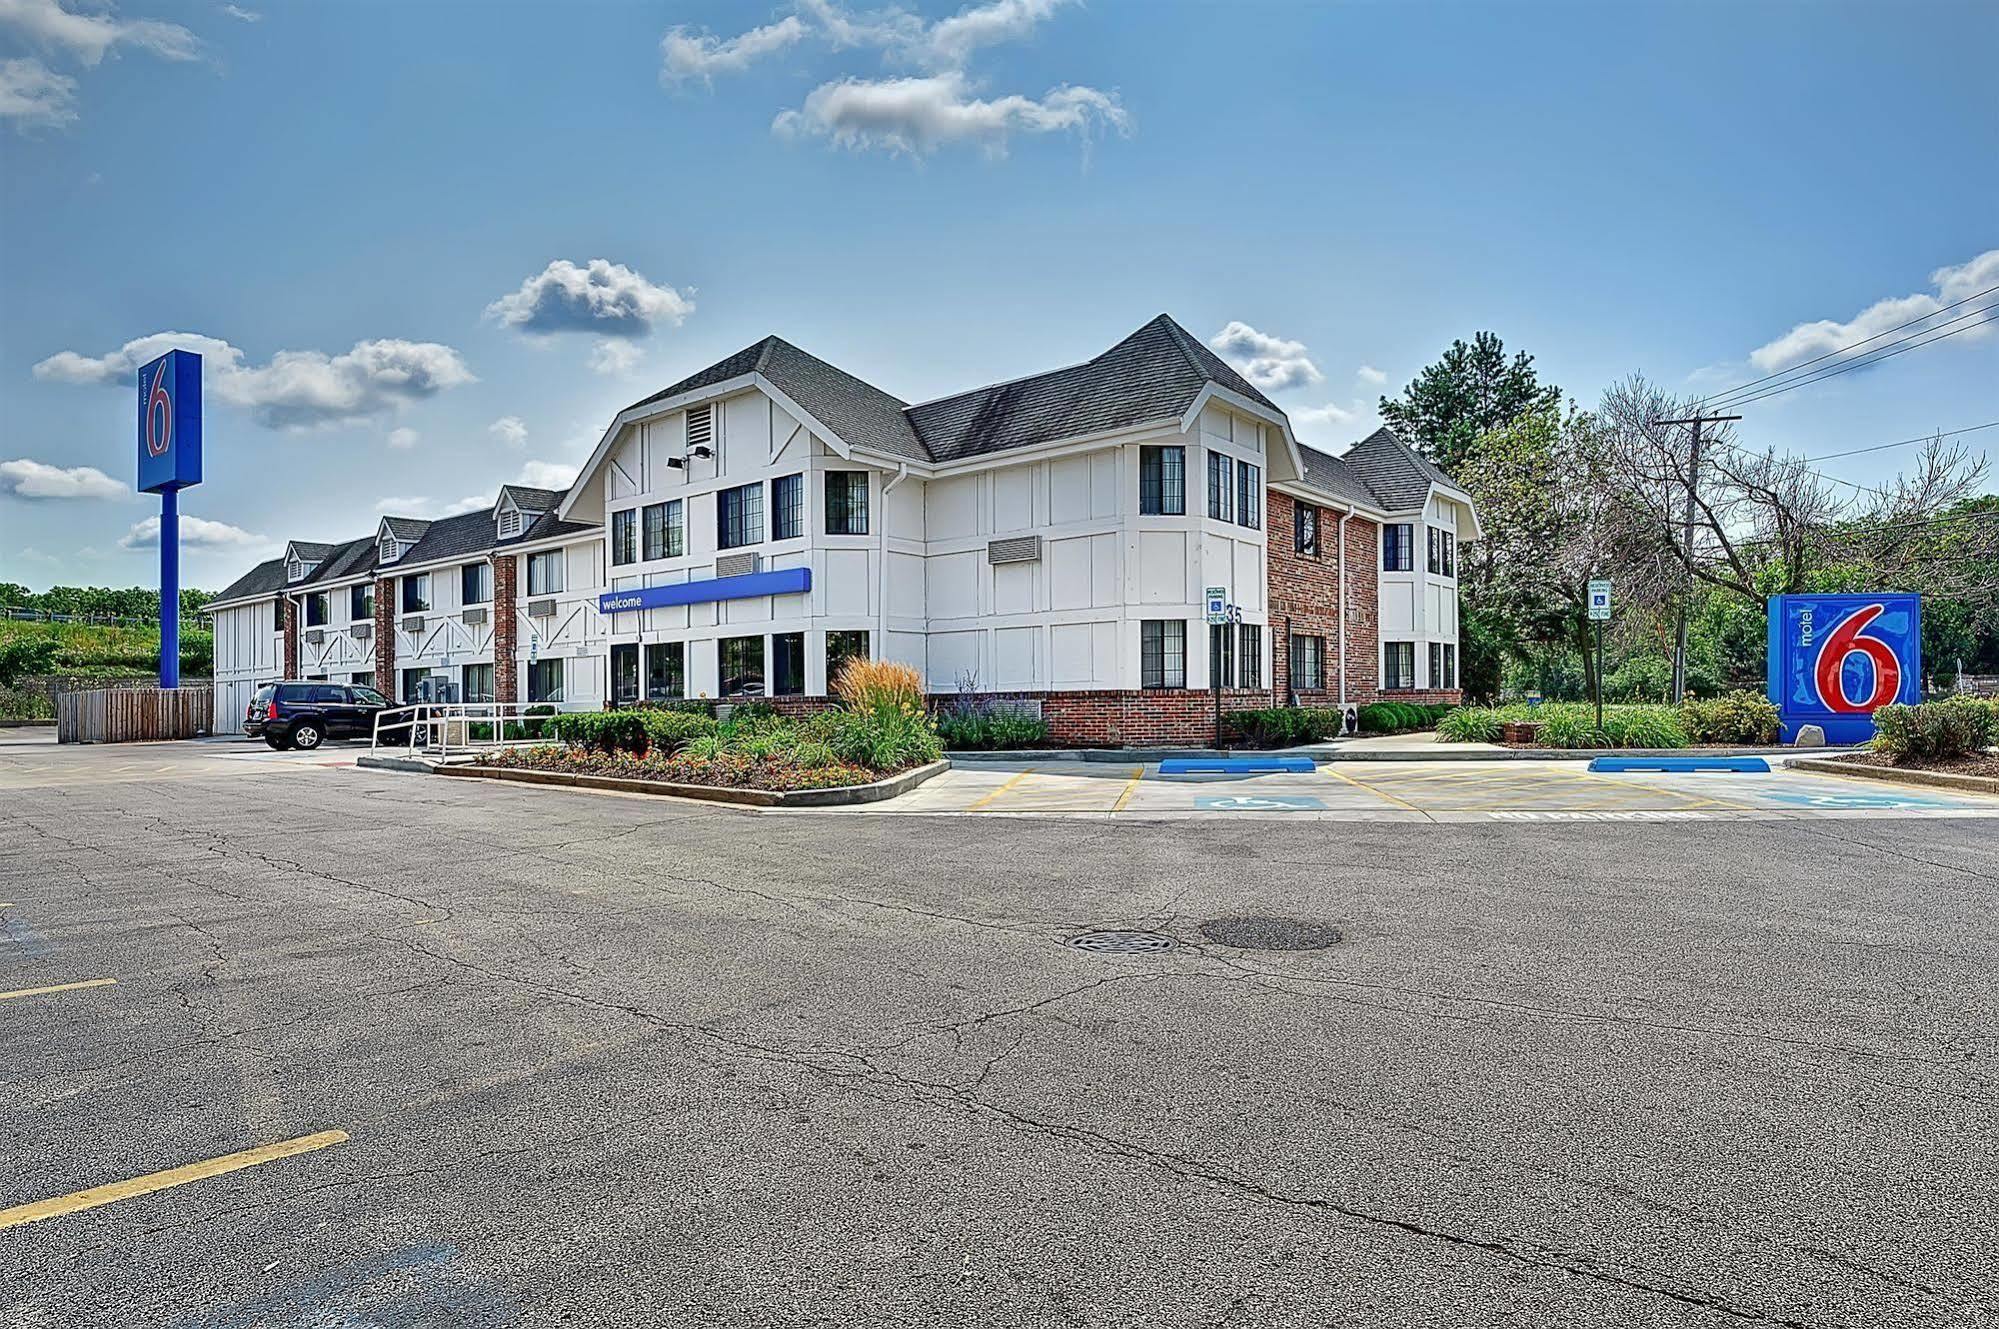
1,735 -> 1995,1327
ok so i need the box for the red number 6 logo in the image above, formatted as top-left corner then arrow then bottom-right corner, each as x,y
146,361 -> 173,458
1814,603 -> 1901,714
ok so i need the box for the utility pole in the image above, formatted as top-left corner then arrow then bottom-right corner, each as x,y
1650,411 -> 1740,702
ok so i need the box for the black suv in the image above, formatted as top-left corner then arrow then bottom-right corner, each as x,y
245,681 -> 393,750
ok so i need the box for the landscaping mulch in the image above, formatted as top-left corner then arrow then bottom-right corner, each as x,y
1836,751 -> 1999,778
478,744 -> 888,792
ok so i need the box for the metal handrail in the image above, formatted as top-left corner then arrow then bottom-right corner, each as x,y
370,701 -> 560,756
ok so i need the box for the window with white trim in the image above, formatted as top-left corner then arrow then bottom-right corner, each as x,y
526,550 -> 563,596
1140,619 -> 1185,688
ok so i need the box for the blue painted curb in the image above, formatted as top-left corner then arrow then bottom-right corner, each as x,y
1589,756 -> 1770,774
1159,757 -> 1316,775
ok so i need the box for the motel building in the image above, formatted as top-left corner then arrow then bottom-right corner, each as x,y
206,315 -> 1478,745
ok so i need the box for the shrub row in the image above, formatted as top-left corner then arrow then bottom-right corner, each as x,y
934,705 -> 1051,750
1873,697 -> 1999,763
1360,701 -> 1452,734
1435,691 -> 1781,749
1225,707 -> 1346,748
546,708 -> 718,755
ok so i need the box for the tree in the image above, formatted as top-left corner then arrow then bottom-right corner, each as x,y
1379,331 -> 1561,472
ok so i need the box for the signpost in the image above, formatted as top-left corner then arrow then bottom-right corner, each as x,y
136,350 -> 203,689
1205,587 -> 1231,750
1587,579 -> 1612,731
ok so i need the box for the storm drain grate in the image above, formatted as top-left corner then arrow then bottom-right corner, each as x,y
1065,930 -> 1176,955
1198,917 -> 1341,951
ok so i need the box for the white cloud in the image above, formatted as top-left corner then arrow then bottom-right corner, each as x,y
1208,321 -> 1323,393
119,513 -> 265,550
918,0 -> 1069,69
372,494 -> 488,518
486,259 -> 694,340
0,0 -> 199,65
774,71 -> 1127,156
517,460 -> 579,490
33,331 -> 475,429
589,339 -> 644,376
0,457 -> 128,500
1289,402 -> 1360,429
1357,364 -> 1387,386
1749,248 -> 1999,373
1286,400 -> 1376,447
489,416 -> 528,448
660,15 -> 807,85
0,56 -> 75,126
385,426 -> 419,450
222,4 -> 260,20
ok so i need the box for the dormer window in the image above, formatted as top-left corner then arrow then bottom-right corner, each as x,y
287,554 -> 306,582
379,532 -> 401,564
497,507 -> 524,540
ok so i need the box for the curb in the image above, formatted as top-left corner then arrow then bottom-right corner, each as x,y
1788,757 -> 1999,797
944,744 -> 1853,764
0,719 -> 57,729
421,758 -> 952,808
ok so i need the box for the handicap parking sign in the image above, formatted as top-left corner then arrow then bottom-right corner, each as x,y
1196,795 -> 1326,812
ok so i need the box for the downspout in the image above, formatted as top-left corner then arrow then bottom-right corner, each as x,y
877,462 -> 909,683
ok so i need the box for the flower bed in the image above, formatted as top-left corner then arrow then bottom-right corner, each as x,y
475,659 -> 943,792
1437,692 -> 1782,749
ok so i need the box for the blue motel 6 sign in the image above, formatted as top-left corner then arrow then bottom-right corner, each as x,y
1766,593 -> 1921,745
136,349 -> 203,689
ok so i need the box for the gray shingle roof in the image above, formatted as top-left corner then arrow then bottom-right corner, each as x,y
1294,445 -> 1383,510
380,516 -> 430,543
301,536 -> 378,587
211,556 -> 286,606
1337,426 -> 1453,512
288,541 -> 335,561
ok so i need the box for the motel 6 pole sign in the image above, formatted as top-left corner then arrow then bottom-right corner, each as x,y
1765,593 -> 1920,745
136,349 -> 203,688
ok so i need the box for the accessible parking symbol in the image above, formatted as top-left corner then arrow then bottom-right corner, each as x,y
1195,795 -> 1327,812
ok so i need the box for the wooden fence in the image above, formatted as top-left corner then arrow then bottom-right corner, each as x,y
56,686 -> 214,744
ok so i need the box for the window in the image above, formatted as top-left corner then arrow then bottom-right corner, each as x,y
718,483 -> 763,549
1140,619 -> 1186,688
527,658 -> 564,704
1429,641 -> 1442,690
305,593 -> 328,627
1289,634 -> 1325,691
1428,526 -> 1441,575
772,632 -> 805,696
461,562 -> 491,605
273,599 -> 285,631
1383,523 -> 1414,572
772,473 -> 805,540
1383,641 -> 1416,691
612,509 -> 637,566
497,507 -> 524,540
1442,531 -> 1456,579
462,663 -> 495,704
400,667 -> 432,703
642,500 -> 682,561
1239,624 -> 1263,689
645,642 -> 685,700
1139,446 -> 1185,516
1443,642 -> 1457,689
1207,452 -> 1233,522
1209,622 -> 1236,688
527,550 -> 563,596
826,630 -> 869,692
402,573 -> 430,613
719,635 -> 765,695
306,683 -> 341,701
349,583 -> 374,622
611,643 -> 640,704
825,471 -> 869,535
350,671 -> 376,688
1294,504 -> 1318,556
1236,462 -> 1261,530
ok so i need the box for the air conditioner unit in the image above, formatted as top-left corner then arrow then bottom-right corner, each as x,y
527,599 -> 556,617
303,628 -> 324,645
461,607 -> 488,626
716,551 -> 762,579
987,536 -> 1043,565
401,615 -> 425,633
350,622 -> 372,641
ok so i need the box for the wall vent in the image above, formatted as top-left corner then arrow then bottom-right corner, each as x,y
497,509 -> 524,540
526,598 -> 556,618
461,607 -> 488,626
686,403 -> 713,450
715,551 -> 761,579
351,623 -> 373,641
401,615 -> 425,634
987,535 -> 1043,565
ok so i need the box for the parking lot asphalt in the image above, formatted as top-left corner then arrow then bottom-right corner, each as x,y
2,734 -> 1996,1327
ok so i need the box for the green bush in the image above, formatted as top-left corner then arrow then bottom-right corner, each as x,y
639,708 -> 718,754
1536,708 -> 1610,749
1602,707 -> 1690,749
1436,706 -> 1502,743
936,706 -> 1051,750
1873,698 -> 1998,763
830,706 -> 942,771
1226,707 -> 1342,747
1678,692 -> 1781,745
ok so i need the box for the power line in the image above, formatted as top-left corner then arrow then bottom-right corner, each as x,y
1797,420 -> 1999,463
1700,279 -> 1999,409
1701,304 -> 1999,410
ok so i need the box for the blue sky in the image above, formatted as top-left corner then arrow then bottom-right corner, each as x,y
2,0 -> 1994,591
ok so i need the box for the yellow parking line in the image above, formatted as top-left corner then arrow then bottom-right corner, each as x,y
1321,765 -> 1427,814
0,1129 -> 348,1231
965,767 -> 1038,812
0,977 -> 117,1003
1111,765 -> 1145,813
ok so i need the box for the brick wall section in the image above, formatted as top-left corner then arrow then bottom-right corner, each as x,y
372,575 -> 395,693
492,555 -> 518,703
280,596 -> 298,679
1266,492 -> 1381,704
